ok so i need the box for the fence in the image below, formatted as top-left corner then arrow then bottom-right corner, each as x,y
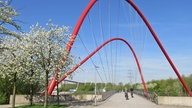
133,90 -> 158,104
9,90 -> 118,105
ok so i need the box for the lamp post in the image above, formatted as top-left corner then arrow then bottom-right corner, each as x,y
94,65 -> 99,106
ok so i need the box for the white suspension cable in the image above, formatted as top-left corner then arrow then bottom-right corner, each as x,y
77,34 -> 104,83
87,13 -> 108,83
98,0 -> 111,83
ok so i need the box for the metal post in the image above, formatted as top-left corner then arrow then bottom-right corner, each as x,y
94,66 -> 99,106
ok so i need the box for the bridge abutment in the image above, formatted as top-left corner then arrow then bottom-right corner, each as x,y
158,96 -> 192,107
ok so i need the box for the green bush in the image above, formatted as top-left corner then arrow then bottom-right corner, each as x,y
0,92 -> 6,104
59,84 -> 76,91
78,84 -> 94,92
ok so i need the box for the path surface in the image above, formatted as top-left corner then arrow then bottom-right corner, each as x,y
71,92 -> 190,108
1,93 -> 190,108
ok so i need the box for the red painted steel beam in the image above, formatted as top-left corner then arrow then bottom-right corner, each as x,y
66,0 -> 97,51
48,0 -> 148,96
57,38 -> 149,98
127,0 -> 192,96
48,0 -> 97,95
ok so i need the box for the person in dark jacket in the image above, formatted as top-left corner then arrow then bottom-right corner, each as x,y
130,88 -> 134,98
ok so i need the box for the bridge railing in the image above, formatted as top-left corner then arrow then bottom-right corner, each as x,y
133,90 -> 158,104
101,90 -> 118,101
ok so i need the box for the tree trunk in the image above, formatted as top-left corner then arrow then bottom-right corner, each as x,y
12,73 -> 16,108
57,82 -> 59,105
30,84 -> 34,106
44,71 -> 49,108
30,65 -> 34,106
29,56 -> 34,106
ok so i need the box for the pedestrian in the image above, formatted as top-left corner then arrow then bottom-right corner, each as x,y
130,88 -> 134,98
124,87 -> 129,100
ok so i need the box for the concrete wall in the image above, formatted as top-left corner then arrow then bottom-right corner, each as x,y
158,96 -> 192,107
10,95 -> 72,104
9,95 -> 29,105
72,94 -> 102,101
72,90 -> 117,101
9,94 -> 103,104
9,91 -> 117,104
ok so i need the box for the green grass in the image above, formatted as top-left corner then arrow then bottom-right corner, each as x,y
16,105 -> 68,108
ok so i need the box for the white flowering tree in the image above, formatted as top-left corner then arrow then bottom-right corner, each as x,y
0,21 -> 73,107
0,37 -> 26,107
0,0 -> 21,40
20,22 -> 73,107
0,0 -> 22,105
0,36 -> 42,106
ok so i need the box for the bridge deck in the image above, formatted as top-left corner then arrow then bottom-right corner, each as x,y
72,92 -> 190,108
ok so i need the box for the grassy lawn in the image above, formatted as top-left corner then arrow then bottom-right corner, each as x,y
16,105 -> 68,108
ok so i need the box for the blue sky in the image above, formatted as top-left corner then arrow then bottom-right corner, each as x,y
11,0 -> 192,84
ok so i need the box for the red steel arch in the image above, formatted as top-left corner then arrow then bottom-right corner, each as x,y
126,0 -> 192,96
48,38 -> 149,97
47,0 -> 97,96
49,0 -> 96,87
48,0 -> 192,96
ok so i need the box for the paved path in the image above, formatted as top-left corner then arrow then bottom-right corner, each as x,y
1,93 -> 190,108
71,92 -> 190,108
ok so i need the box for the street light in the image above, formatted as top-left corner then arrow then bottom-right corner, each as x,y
94,65 -> 99,106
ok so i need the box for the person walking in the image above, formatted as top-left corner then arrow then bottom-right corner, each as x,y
124,87 -> 129,100
130,88 -> 134,98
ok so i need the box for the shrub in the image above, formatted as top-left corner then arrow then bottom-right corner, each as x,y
0,92 -> 6,104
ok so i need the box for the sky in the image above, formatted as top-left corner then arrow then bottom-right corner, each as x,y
11,0 -> 192,84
